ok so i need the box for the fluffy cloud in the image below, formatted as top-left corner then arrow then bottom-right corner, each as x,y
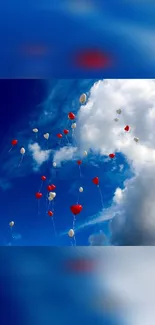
53,146 -> 77,166
88,231 -> 107,246
75,79 -> 155,245
28,143 -> 51,168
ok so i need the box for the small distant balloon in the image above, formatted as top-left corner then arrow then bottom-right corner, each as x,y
109,153 -> 115,159
63,129 -> 69,135
92,177 -> 99,186
83,150 -> 88,157
114,118 -> 119,122
48,210 -> 53,217
20,147 -> 25,155
68,229 -> 74,238
79,187 -> 83,192
77,160 -> 82,165
11,139 -> 18,146
49,192 -> 56,199
53,162 -> 57,167
71,123 -> 76,129
134,137 -> 139,143
43,133 -> 49,140
35,192 -> 43,199
41,175 -> 46,181
57,133 -> 63,139
9,221 -> 14,228
79,93 -> 87,104
32,128 -> 38,133
68,112 -> 75,120
124,125 -> 130,132
116,109 -> 122,114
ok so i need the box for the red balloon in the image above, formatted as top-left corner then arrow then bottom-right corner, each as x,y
47,185 -> 52,191
92,177 -> 99,186
68,112 -> 75,120
50,184 -> 56,191
11,139 -> 18,146
48,210 -> 53,217
109,153 -> 115,159
41,175 -> 46,181
57,133 -> 63,139
124,125 -> 130,132
63,129 -> 69,135
77,160 -> 82,165
35,192 -> 43,199
75,49 -> 111,69
70,204 -> 83,215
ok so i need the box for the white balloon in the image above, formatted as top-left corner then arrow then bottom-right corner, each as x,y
114,118 -> 119,122
83,150 -> 88,157
134,137 -> 139,143
53,162 -> 57,167
43,133 -> 49,140
79,93 -> 87,104
79,187 -> 83,192
48,196 -> 53,201
116,109 -> 122,114
32,128 -> 38,133
9,221 -> 14,227
71,123 -> 76,129
68,229 -> 74,238
20,147 -> 25,155
49,192 -> 56,199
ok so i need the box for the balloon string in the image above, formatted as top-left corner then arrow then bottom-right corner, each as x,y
79,165 -> 82,178
51,217 -> 57,237
73,215 -> 76,246
39,181 -> 43,192
18,155 -> 24,167
65,135 -> 70,145
8,147 -> 13,153
98,186 -> 104,209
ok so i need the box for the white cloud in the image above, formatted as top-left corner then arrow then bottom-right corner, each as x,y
53,146 -> 77,166
88,231 -> 107,246
75,79 -> 155,244
28,143 -> 51,168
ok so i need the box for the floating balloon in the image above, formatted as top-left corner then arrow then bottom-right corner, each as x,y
32,128 -> 38,133
134,137 -> 139,143
79,93 -> 87,104
41,175 -> 46,181
77,160 -> 82,165
57,133 -> 63,139
92,177 -> 99,186
35,192 -> 43,199
124,125 -> 130,132
53,162 -> 57,167
71,123 -> 76,129
63,129 -> 69,135
79,187 -> 83,193
114,118 -> 119,122
43,133 -> 49,140
48,210 -> 53,217
50,184 -> 56,191
11,139 -> 18,146
116,109 -> 122,114
49,192 -> 56,199
68,112 -> 75,120
68,229 -> 74,238
47,185 -> 52,191
9,221 -> 14,228
70,204 -> 83,215
109,153 -> 115,159
20,147 -> 25,155
83,151 -> 88,157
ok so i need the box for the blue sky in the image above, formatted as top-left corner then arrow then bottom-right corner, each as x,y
1,79 -> 155,246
